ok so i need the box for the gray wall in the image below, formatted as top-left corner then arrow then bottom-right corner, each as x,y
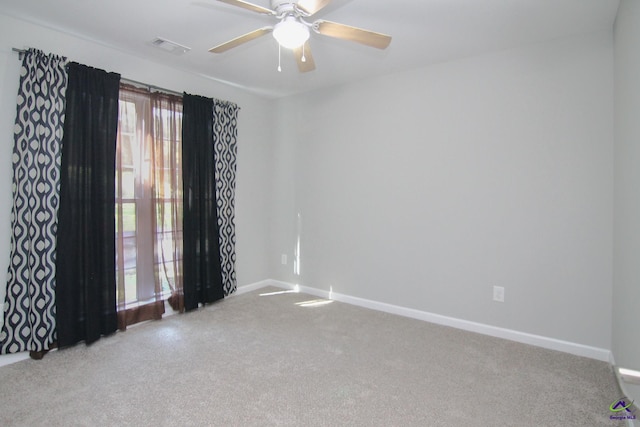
272,31 -> 614,350
614,0 -> 640,400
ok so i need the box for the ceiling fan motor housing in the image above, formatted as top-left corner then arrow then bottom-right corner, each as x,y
271,1 -> 298,16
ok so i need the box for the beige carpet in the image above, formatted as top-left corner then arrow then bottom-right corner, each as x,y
0,286 -> 626,426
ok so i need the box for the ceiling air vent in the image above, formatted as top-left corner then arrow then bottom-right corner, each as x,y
149,37 -> 191,55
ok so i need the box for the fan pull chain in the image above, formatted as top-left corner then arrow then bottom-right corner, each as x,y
277,44 -> 282,72
301,43 -> 306,63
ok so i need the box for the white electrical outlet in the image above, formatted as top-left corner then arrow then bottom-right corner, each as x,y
493,286 -> 505,302
281,254 -> 287,265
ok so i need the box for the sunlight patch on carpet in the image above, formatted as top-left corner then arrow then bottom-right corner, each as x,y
260,288 -> 299,297
295,299 -> 334,308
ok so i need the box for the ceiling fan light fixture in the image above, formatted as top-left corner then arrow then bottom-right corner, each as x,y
273,16 -> 310,49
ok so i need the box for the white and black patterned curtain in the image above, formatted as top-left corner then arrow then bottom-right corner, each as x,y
213,101 -> 239,296
0,49 -> 68,354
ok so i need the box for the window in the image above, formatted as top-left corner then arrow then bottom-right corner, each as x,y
116,85 -> 184,325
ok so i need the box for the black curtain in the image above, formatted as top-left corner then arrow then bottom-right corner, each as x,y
182,93 -> 224,311
55,63 -> 121,347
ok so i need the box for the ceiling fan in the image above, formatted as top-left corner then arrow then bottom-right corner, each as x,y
209,0 -> 392,72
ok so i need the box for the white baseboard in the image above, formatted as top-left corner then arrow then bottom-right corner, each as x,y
233,279 -> 275,296
0,351 -> 30,368
242,279 -> 612,362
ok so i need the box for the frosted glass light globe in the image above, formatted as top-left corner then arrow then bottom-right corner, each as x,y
273,16 -> 310,49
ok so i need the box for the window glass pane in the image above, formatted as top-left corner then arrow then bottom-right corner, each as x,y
116,270 -> 138,305
121,202 -> 137,233
121,169 -> 136,199
119,134 -> 136,167
161,169 -> 173,196
122,236 -> 137,270
158,231 -> 180,257
124,269 -> 137,304
156,261 -> 175,294
119,101 -> 137,133
156,204 -> 169,231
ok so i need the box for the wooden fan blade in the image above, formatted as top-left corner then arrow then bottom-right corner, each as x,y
209,27 -> 273,53
293,41 -> 316,72
216,0 -> 275,15
296,0 -> 331,16
315,20 -> 391,49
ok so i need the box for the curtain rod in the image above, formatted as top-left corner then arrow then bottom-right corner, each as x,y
12,47 -> 26,59
120,77 -> 183,97
11,47 -> 239,108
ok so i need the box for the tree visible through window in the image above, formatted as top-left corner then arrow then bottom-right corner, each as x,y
116,85 -> 184,327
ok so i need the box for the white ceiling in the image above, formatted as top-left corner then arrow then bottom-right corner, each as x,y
1,0 -> 620,98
